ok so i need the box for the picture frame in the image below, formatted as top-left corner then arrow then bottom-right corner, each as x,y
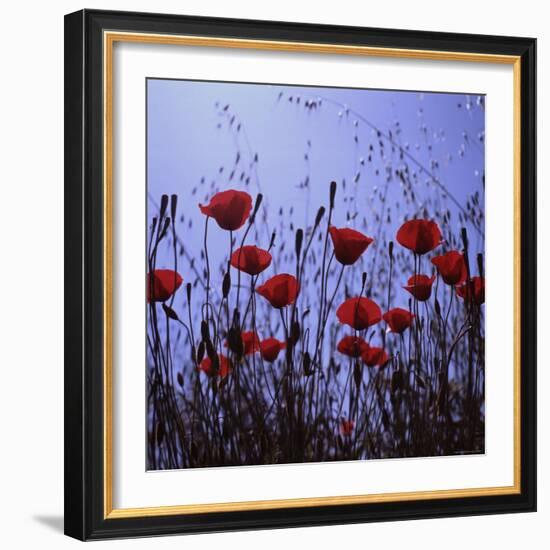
64,8 -> 536,540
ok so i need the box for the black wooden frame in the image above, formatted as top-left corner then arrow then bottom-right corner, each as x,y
64,9 -> 537,541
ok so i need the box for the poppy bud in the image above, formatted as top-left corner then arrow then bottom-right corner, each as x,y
303,351 -> 312,375
227,327 -> 244,357
232,308 -> 240,328
177,372 -> 184,387
252,193 -> 263,218
162,303 -> 179,321
205,339 -> 216,361
388,240 -> 394,259
170,194 -> 178,220
329,180 -> 337,209
461,227 -> 469,251
160,194 -> 169,219
200,320 -> 210,341
197,341 -> 205,363
315,207 -> 326,228
159,217 -> 171,240
434,298 -> 441,316
222,271 -> 231,298
295,228 -> 303,258
362,272 -> 367,288
150,217 -> 158,234
285,341 -> 293,363
269,231 -> 276,249
291,320 -> 301,344
186,282 -> 192,302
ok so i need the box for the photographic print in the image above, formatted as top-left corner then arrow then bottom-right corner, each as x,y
146,78 -> 486,471
65,12 -> 536,539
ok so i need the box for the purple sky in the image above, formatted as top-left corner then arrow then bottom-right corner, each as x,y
147,78 -> 485,371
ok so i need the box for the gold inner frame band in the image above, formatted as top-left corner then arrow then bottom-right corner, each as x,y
103,30 -> 522,519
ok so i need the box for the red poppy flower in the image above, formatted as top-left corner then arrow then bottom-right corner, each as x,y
336,297 -> 382,330
329,226 -> 374,265
199,354 -> 232,378
256,274 -> 300,308
259,338 -> 286,362
396,219 -> 442,255
146,269 -> 183,303
383,308 -> 415,334
230,245 -> 272,276
337,335 -> 369,358
225,331 -> 260,355
431,250 -> 467,285
199,189 -> 252,231
403,274 -> 436,302
241,331 -> 260,355
361,346 -> 390,367
340,419 -> 355,437
456,276 -> 485,305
